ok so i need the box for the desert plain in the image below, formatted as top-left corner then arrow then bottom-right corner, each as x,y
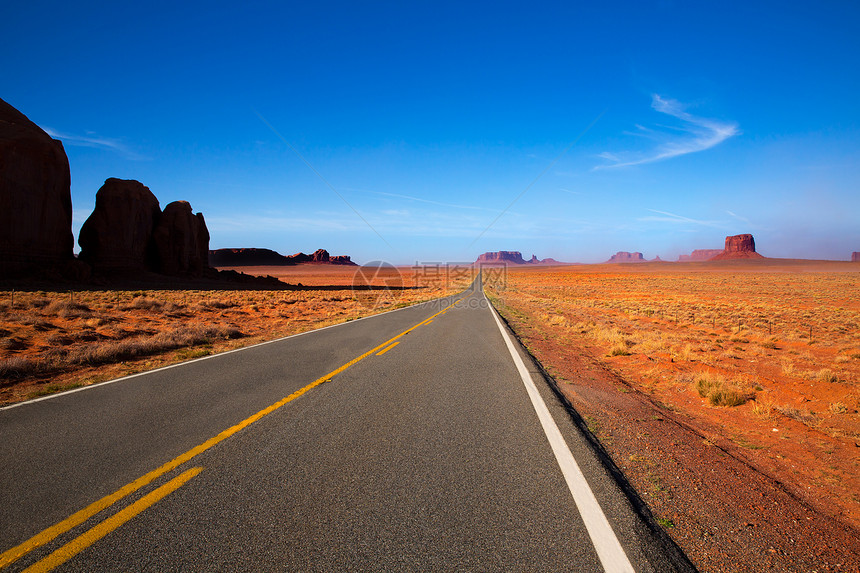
2,260 -> 860,571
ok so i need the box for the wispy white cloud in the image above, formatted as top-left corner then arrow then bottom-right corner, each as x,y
44,128 -> 146,160
637,208 -> 725,228
343,188 -> 499,212
726,210 -> 750,224
595,95 -> 738,169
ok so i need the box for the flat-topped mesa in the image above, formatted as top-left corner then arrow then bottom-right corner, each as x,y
476,251 -> 528,265
209,248 -> 289,267
852,252 -> 860,262
678,249 -> 724,262
606,251 -> 645,263
710,233 -> 764,260
0,97 -> 74,276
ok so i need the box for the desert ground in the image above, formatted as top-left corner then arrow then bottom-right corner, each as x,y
3,260 -> 859,570
485,259 -> 860,571
0,264 -> 470,406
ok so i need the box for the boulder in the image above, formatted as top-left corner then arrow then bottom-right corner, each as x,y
710,234 -> 764,260
606,251 -> 645,263
0,97 -> 74,276
78,178 -> 161,273
151,201 -> 210,276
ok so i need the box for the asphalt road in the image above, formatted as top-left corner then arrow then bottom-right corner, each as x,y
0,277 -> 693,572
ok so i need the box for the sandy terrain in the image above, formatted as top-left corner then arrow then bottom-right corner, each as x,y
0,265 -> 470,405
486,260 -> 860,571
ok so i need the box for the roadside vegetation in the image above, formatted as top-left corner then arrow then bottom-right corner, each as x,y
1,268 -> 469,404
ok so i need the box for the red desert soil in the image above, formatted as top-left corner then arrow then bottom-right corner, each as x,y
0,265 -> 468,405
485,260 -> 860,572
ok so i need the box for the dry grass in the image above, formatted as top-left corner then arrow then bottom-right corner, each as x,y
485,262 -> 860,528
1,266 -> 469,404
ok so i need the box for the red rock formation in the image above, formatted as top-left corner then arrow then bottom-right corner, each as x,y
710,234 -> 764,260
678,249 -> 723,262
311,248 -> 330,263
0,98 -> 74,276
151,201 -> 210,276
329,255 -> 354,265
852,252 -> 860,262
476,251 -> 528,264
78,178 -> 161,273
606,251 -> 645,263
209,248 -> 290,266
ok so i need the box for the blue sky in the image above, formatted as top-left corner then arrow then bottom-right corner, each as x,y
3,0 -> 859,264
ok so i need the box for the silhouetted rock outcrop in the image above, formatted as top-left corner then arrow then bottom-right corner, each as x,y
606,251 -> 645,263
0,98 -> 74,277
710,234 -> 764,260
209,247 -> 355,266
209,248 -> 289,266
678,249 -> 723,262
78,178 -> 161,273
152,201 -> 210,276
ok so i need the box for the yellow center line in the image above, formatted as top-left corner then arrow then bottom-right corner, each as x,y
23,467 -> 204,573
375,341 -> 400,356
0,297 -> 456,569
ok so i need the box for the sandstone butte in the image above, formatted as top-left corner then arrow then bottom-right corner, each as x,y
475,251 -> 565,265
79,179 -> 211,277
709,233 -> 764,260
0,97 -> 75,277
606,251 -> 645,263
208,248 -> 355,267
678,249 -> 724,262
852,252 -> 860,262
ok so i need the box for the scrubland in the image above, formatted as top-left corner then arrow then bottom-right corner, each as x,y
486,261 -> 860,569
0,266 -> 467,405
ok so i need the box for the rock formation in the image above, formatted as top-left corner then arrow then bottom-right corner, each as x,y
209,247 -> 355,267
606,251 -> 645,263
852,252 -> 860,262
0,97 -> 74,276
710,234 -> 764,260
78,178 -> 161,273
476,251 -> 528,265
475,251 -> 569,265
678,249 -> 723,262
151,201 -> 210,276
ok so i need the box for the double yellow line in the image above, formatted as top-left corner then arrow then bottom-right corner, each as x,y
2,296 -> 463,571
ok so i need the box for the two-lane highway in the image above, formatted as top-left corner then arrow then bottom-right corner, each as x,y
1,277 -> 693,571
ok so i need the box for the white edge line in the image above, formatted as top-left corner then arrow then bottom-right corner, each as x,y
484,290 -> 635,573
1,293 -> 459,412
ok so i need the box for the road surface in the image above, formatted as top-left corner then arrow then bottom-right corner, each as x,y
0,277 -> 693,571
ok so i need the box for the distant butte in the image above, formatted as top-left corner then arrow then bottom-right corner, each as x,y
209,247 -> 356,267
475,251 -> 570,265
709,233 -> 764,260
606,251 -> 645,263
678,249 -> 723,262
852,252 -> 860,262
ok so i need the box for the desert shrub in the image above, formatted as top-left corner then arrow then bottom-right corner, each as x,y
45,300 -> 92,318
815,368 -> 839,383
0,356 -> 38,380
609,342 -> 630,356
123,296 -> 164,311
829,402 -> 848,414
690,371 -> 751,407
